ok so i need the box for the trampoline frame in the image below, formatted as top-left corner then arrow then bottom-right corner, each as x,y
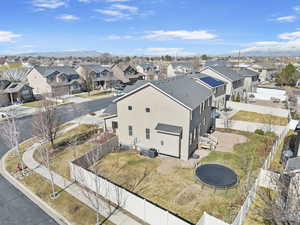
194,163 -> 239,190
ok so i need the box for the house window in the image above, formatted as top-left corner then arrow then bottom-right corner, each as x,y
128,106 -> 132,111
128,126 -> 133,136
146,107 -> 150,113
146,128 -> 150,140
161,140 -> 164,146
112,121 -> 118,129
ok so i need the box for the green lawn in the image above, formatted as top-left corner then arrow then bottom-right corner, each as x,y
92,129 -> 276,224
76,90 -> 114,99
230,110 -> 288,126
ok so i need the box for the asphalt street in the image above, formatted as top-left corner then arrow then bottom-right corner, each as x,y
0,96 -> 115,225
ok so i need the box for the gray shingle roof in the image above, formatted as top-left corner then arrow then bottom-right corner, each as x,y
237,68 -> 259,77
155,123 -> 182,135
285,157 -> 300,173
121,76 -> 211,110
4,83 -> 32,93
207,66 -> 242,81
34,66 -> 78,77
80,64 -> 111,73
104,103 -> 117,115
171,62 -> 193,69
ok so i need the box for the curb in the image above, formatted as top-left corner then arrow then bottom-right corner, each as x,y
0,147 -> 73,225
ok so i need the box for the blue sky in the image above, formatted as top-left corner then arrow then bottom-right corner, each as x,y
1,0 -> 300,56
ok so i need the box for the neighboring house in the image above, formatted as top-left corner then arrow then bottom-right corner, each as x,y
27,66 -> 83,96
76,64 -> 119,90
104,76 -> 214,160
190,72 -> 227,110
0,79 -> 34,106
135,62 -> 159,80
200,66 -> 244,100
236,68 -> 259,93
167,62 -> 193,77
111,63 -> 144,84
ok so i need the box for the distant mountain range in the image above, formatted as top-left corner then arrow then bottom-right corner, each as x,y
15,51 -> 107,57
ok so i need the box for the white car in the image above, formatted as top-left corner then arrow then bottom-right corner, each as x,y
0,112 -> 8,119
113,91 -> 125,97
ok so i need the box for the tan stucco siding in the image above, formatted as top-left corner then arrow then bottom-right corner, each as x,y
27,68 -> 51,95
117,85 -> 191,159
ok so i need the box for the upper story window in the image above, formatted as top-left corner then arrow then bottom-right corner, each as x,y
146,107 -> 150,113
128,106 -> 132,111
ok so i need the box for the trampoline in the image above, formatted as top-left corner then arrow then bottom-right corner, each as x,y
195,164 -> 238,189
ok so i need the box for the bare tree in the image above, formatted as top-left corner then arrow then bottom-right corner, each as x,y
81,69 -> 94,96
32,100 -> 61,198
33,99 -> 61,148
76,133 -> 125,225
1,110 -> 25,175
251,173 -> 300,225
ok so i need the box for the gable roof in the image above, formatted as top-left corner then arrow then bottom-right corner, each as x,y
171,62 -> 193,69
80,64 -> 111,73
4,83 -> 32,93
190,73 -> 226,88
202,66 -> 242,82
34,66 -> 78,77
116,76 -> 211,110
236,68 -> 259,77
0,80 -> 11,90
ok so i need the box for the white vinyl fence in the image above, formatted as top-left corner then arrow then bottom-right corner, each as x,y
227,101 -> 289,117
70,136 -> 193,225
231,126 -> 289,225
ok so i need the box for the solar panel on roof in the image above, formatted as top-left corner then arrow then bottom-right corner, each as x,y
9,84 -> 18,89
199,76 -> 224,87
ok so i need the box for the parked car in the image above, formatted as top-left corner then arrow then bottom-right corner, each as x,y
0,112 -> 8,119
140,148 -> 158,158
113,91 -> 125,97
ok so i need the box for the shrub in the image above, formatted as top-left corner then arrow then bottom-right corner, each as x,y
255,129 -> 264,135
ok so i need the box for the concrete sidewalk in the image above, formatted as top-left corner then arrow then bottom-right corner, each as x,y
0,105 -> 37,121
22,141 -> 141,225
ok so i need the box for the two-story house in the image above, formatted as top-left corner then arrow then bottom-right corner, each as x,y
27,66 -> 83,96
236,68 -> 259,94
135,62 -> 160,80
167,62 -> 194,77
104,76 -> 214,160
200,66 -> 244,101
0,79 -> 34,106
190,72 -> 227,110
76,64 -> 119,90
111,63 -> 144,84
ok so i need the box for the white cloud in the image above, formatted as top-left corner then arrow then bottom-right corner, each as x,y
112,4 -> 138,12
144,47 -> 195,56
234,38 -> 300,55
294,6 -> 300,12
253,41 -> 282,46
278,31 -> 300,40
144,30 -> 217,40
105,34 -> 134,40
32,0 -> 67,9
57,14 -> 79,20
0,31 -> 22,43
273,15 -> 296,23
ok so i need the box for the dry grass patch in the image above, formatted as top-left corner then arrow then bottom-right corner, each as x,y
230,110 -> 288,126
92,130 -> 276,224
19,172 -> 114,225
34,124 -> 99,179
76,90 -> 114,99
